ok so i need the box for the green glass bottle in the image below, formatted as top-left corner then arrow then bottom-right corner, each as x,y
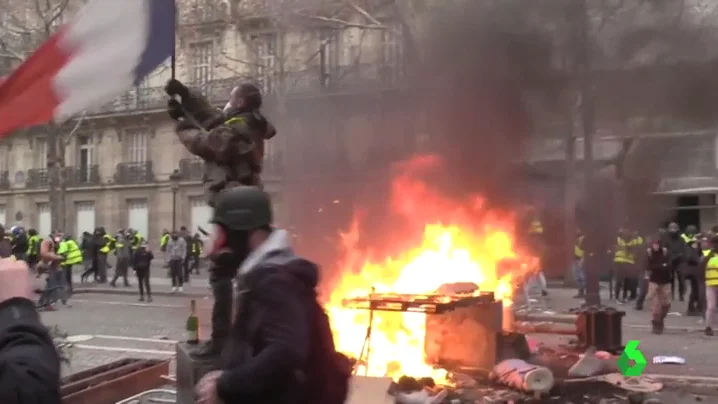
186,299 -> 199,344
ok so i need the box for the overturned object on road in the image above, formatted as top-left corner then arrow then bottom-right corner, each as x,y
490,359 -> 555,394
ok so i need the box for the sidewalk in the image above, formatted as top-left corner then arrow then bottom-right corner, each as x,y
71,274 -> 211,297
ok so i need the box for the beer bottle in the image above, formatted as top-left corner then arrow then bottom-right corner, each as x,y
186,299 -> 199,344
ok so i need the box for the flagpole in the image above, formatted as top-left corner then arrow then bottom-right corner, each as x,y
171,0 -> 177,79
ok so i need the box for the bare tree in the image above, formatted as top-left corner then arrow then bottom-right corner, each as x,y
0,0 -> 86,232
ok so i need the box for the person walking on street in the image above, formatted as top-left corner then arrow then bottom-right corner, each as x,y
646,237 -> 672,334
573,231 -> 586,298
111,231 -> 132,288
79,231 -> 93,282
166,231 -> 186,293
58,234 -> 82,295
38,231 -> 69,310
700,235 -> 718,336
25,228 -> 41,272
0,257 -> 62,402
191,233 -> 203,275
132,242 -> 154,302
613,227 -> 640,303
663,222 -> 687,301
684,235 -> 706,316
97,227 -> 115,284
180,226 -> 193,284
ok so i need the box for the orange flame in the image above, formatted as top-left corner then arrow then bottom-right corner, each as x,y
326,155 -> 536,381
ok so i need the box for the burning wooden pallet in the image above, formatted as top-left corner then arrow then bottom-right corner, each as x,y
341,291 -> 495,314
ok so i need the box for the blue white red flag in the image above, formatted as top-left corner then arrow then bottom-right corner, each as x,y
0,0 -> 176,137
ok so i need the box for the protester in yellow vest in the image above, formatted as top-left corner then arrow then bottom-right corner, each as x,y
97,227 -> 115,284
58,235 -> 82,295
700,235 -> 718,336
613,228 -> 642,303
25,229 -> 42,271
524,206 -> 548,297
681,225 -> 698,245
573,232 -> 586,298
160,229 -> 170,253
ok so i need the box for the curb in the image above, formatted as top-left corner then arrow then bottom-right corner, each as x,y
72,288 -> 209,298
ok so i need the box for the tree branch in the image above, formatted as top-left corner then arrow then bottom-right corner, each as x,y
63,111 -> 86,146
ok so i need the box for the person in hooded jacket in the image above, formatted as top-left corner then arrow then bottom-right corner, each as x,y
663,222 -> 687,301
195,187 -> 314,404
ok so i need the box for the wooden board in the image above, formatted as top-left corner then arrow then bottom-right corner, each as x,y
347,376 -> 394,404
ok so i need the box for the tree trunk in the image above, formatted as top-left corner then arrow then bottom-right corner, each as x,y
47,125 -> 67,233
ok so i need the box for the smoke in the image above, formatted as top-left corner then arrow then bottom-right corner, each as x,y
413,1 -> 562,206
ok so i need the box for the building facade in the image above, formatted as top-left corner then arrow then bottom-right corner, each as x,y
0,0 -> 408,248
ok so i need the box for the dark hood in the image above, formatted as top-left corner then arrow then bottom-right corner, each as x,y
238,229 -> 318,289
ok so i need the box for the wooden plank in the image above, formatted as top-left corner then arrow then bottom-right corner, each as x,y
346,376 -> 394,404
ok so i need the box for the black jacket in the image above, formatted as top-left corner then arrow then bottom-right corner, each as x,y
217,230 -> 315,404
662,232 -> 686,263
647,247 -> 672,285
131,248 -> 154,270
0,297 -> 61,402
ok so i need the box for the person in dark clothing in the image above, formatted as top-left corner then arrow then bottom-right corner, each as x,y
0,257 -> 61,401
132,242 -> 154,302
10,226 -> 28,262
0,226 -> 11,259
180,226 -> 193,283
191,233 -> 203,275
684,236 -> 706,315
646,237 -> 672,334
81,228 -> 103,283
195,186 -> 314,404
171,78 -> 277,360
663,222 -> 687,301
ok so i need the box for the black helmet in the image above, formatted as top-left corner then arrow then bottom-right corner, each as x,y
212,186 -> 272,231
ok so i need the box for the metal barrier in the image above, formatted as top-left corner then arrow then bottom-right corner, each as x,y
115,388 -> 177,404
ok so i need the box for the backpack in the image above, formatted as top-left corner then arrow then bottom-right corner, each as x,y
282,273 -> 351,404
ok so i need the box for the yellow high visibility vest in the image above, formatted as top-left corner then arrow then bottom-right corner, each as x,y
574,235 -> 584,258
682,233 -> 697,244
614,237 -> 635,264
706,253 -> 718,286
528,219 -> 544,235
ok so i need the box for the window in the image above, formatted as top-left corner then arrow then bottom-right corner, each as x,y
35,137 -> 47,169
0,145 -> 8,172
254,34 -> 277,93
189,41 -> 213,84
125,130 -> 148,163
77,134 -> 94,182
319,30 -> 339,87
380,22 -> 403,67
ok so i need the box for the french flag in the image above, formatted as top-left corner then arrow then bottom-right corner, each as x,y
0,0 -> 176,138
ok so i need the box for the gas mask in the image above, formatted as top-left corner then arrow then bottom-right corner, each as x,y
207,224 -> 251,270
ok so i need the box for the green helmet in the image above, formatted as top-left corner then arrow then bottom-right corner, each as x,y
211,186 -> 272,231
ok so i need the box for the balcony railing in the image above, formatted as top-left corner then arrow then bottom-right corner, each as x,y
180,2 -> 228,25
86,64 -> 403,116
66,165 -> 101,187
26,169 -> 49,189
178,158 -> 204,181
0,171 -> 9,190
114,162 -> 155,185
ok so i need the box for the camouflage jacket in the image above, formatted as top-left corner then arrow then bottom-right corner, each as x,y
175,89 -> 277,206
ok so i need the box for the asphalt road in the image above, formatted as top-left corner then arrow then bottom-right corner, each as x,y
39,282 -> 718,403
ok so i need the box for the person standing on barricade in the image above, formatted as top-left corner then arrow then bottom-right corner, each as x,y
164,77 -> 277,359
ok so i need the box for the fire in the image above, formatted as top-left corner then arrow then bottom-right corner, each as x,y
326,155 -> 536,381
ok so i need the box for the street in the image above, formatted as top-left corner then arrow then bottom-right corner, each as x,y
521,284 -> 718,378
42,282 -> 718,403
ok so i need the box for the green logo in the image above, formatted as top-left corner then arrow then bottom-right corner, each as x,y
617,340 -> 647,376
